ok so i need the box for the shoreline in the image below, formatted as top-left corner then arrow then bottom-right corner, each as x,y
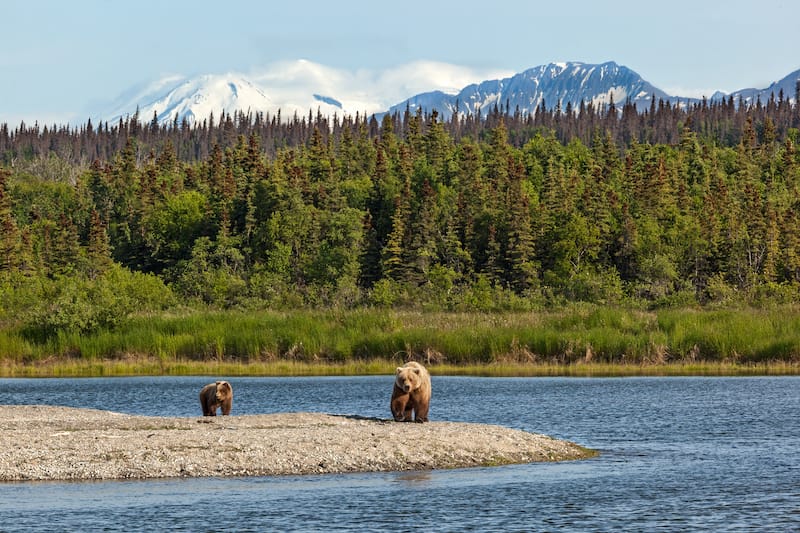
2,359 -> 798,378
0,405 -> 595,482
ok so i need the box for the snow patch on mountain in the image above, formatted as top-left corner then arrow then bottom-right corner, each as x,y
591,86 -> 628,107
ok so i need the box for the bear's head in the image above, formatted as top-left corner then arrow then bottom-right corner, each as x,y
395,365 -> 423,393
215,381 -> 232,401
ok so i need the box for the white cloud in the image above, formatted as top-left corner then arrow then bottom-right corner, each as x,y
247,59 -> 514,115
662,86 -> 725,99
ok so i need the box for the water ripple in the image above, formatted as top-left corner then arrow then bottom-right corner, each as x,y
1,376 -> 798,531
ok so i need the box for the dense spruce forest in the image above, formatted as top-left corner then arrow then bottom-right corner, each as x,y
2,91 -> 800,340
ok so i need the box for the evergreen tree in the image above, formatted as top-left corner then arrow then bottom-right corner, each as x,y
86,208 -> 114,279
406,179 -> 439,285
50,213 -> 82,277
0,168 -> 19,271
504,159 -> 538,292
382,192 -> 409,283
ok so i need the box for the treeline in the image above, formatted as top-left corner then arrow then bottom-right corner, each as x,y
3,87 -> 800,166
1,98 -> 800,338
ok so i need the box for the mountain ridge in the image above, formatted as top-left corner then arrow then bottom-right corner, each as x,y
99,61 -> 800,126
387,61 -> 674,119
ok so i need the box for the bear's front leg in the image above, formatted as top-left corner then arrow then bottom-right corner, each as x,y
221,399 -> 232,415
413,400 -> 429,423
391,394 -> 409,421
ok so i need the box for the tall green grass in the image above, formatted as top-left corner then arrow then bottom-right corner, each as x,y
657,307 -> 800,362
1,305 -> 799,376
2,358 -> 797,378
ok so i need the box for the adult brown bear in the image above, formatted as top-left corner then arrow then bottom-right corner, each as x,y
390,361 -> 431,422
199,381 -> 233,416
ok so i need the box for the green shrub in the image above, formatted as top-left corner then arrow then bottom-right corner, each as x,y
21,265 -> 174,340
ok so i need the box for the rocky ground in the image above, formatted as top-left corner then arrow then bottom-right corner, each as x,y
0,405 -> 595,481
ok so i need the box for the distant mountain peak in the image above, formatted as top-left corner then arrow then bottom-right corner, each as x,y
720,67 -> 800,105
389,60 -> 672,119
112,73 -> 279,125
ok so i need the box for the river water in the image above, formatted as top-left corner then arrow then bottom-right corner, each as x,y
0,376 -> 798,532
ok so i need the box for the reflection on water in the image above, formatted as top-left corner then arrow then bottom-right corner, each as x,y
1,376 -> 799,531
393,470 -> 433,485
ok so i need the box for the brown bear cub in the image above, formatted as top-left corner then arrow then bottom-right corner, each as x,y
391,361 -> 431,423
199,380 -> 233,416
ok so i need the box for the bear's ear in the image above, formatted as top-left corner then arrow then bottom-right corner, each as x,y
215,381 -> 222,385
396,367 -> 404,373
413,368 -> 420,374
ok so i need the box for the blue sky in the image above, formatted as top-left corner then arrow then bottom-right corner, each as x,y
2,0 -> 799,125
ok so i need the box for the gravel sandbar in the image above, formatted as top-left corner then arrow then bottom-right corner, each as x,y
0,405 -> 595,481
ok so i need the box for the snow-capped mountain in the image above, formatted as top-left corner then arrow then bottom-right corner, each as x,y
98,60 -> 800,126
388,61 -> 674,119
713,67 -> 800,106
102,72 -> 344,126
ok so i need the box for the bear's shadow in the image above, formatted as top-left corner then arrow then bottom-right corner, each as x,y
329,414 -> 394,424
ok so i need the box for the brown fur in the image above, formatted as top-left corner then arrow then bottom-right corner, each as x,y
390,361 -> 431,423
199,380 -> 233,416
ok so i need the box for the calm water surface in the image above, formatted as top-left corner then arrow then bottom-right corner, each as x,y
0,376 -> 798,532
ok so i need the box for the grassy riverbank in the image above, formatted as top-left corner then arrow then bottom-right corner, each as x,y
2,358 -> 798,378
1,305 -> 799,377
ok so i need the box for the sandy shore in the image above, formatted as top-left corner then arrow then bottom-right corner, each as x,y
0,405 -> 595,481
